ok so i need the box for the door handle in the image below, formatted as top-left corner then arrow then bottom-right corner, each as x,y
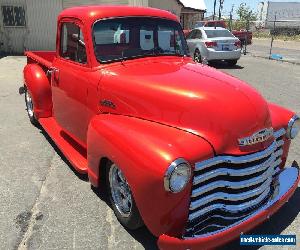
48,67 -> 60,85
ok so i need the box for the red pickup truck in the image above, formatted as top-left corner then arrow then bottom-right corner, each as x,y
23,6 -> 299,250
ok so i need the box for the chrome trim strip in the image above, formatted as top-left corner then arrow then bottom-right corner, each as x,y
164,158 -> 191,193
274,128 -> 286,138
186,213 -> 249,233
195,140 -> 283,172
185,165 -> 299,238
191,163 -> 278,198
195,224 -> 226,233
190,178 -> 272,210
193,156 -> 282,185
189,186 -> 271,221
287,115 -> 300,139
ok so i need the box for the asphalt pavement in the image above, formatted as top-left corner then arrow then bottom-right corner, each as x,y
0,55 -> 299,250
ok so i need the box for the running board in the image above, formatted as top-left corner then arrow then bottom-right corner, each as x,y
39,117 -> 88,174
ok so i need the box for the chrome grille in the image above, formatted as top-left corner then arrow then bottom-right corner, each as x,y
184,128 -> 286,238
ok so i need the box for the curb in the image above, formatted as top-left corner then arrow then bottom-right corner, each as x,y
247,53 -> 300,66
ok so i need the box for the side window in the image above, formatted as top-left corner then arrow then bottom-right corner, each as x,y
186,30 -> 195,39
60,22 -> 87,64
195,30 -> 202,39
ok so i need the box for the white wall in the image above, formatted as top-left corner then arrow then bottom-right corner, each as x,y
63,0 -> 128,9
25,0 -> 62,52
0,0 -> 62,53
129,0 -> 148,6
0,0 -> 27,53
148,0 -> 182,17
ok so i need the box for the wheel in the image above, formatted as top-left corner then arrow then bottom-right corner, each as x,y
24,86 -> 39,126
226,60 -> 238,66
194,50 -> 202,63
106,162 -> 144,230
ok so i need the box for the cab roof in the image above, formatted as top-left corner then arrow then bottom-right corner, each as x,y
58,5 -> 179,24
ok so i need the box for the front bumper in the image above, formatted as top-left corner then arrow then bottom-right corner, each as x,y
158,162 -> 300,250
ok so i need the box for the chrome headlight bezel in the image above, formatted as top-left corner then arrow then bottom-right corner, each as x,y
164,158 -> 192,193
287,115 -> 300,139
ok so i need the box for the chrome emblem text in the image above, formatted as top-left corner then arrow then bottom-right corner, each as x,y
238,128 -> 274,146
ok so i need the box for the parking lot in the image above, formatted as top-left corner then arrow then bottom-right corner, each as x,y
0,55 -> 299,250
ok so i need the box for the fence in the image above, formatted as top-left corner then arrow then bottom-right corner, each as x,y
223,18 -> 300,64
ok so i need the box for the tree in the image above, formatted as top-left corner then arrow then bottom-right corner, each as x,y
236,3 -> 257,21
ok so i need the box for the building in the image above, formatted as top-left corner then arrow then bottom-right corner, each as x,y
257,1 -> 300,30
180,0 -> 206,29
0,0 -> 206,54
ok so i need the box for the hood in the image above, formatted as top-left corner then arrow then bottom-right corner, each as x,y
99,57 -> 272,155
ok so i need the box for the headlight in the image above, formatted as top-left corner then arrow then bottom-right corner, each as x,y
164,158 -> 191,193
287,115 -> 300,139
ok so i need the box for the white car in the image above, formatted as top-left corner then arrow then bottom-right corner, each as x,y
186,27 -> 242,66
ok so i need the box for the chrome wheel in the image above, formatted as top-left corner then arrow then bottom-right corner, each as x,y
109,164 -> 132,217
25,89 -> 34,118
194,50 -> 202,63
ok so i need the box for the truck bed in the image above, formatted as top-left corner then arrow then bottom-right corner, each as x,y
25,51 -> 55,68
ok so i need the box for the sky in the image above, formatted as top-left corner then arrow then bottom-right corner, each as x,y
204,0 -> 300,16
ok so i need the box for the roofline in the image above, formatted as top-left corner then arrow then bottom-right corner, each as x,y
177,0 -> 206,11
181,7 -> 206,13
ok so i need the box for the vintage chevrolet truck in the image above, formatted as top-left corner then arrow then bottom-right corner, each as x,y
22,5 -> 299,250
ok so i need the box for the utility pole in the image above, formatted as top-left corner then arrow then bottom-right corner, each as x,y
219,0 -> 224,20
213,0 -> 217,20
229,4 -> 234,31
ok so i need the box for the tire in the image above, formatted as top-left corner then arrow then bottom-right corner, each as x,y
24,86 -> 39,126
226,60 -> 238,66
106,161 -> 144,230
193,50 -> 202,63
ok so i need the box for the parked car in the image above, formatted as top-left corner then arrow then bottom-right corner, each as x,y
22,5 -> 300,250
195,20 -> 253,45
186,27 -> 242,65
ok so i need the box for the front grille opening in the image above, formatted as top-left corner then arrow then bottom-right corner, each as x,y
185,133 -> 284,238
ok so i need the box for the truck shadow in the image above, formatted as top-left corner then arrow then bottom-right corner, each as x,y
39,128 -> 89,182
92,186 -> 159,250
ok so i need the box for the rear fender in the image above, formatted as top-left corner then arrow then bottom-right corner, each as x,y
87,114 -> 213,237
23,64 -> 52,118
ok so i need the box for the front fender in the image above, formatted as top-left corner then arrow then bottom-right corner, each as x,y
268,102 -> 296,168
87,114 -> 214,237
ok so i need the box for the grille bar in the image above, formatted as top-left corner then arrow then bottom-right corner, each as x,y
185,128 -> 286,238
190,177 -> 273,211
193,151 -> 282,185
194,140 -> 284,173
189,187 -> 271,221
191,159 -> 280,198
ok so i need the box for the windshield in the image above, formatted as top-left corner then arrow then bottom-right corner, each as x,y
93,17 -> 189,63
204,29 -> 234,38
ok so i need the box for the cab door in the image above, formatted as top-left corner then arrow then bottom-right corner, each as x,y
51,20 -> 91,146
